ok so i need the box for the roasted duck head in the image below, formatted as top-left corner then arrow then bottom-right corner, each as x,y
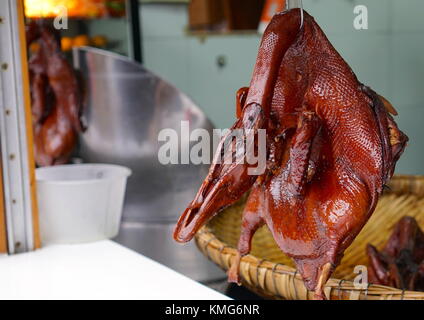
174,9 -> 408,299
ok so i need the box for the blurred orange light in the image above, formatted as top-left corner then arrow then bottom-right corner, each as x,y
24,0 -> 108,18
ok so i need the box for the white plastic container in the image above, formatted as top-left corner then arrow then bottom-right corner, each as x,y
36,164 -> 131,244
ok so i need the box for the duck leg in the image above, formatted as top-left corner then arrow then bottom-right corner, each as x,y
314,263 -> 333,300
228,184 -> 265,284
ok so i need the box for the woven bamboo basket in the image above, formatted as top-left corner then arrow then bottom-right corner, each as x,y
194,175 -> 424,300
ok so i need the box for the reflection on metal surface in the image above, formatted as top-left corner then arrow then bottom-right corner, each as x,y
73,47 -> 223,281
73,46 -> 214,222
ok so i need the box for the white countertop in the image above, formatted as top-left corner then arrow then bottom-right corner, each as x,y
0,240 -> 230,300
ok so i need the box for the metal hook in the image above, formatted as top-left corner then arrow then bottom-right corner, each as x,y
286,0 -> 304,28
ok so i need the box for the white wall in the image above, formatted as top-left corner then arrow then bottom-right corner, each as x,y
140,0 -> 424,174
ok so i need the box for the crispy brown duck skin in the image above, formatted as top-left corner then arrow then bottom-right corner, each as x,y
174,10 -> 408,299
367,217 -> 424,291
26,23 -> 83,167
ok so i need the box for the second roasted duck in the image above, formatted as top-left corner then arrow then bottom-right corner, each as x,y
26,23 -> 84,167
174,9 -> 408,299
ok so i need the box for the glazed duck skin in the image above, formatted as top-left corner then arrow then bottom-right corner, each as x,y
174,11 -> 302,243
174,10 -> 408,299
27,23 -> 83,166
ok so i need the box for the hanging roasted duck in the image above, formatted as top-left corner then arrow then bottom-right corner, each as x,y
26,23 -> 84,166
174,9 -> 408,299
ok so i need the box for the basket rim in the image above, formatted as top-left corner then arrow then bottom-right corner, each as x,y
194,175 -> 424,300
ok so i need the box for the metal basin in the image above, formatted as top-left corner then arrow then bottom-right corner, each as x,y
73,47 -> 224,281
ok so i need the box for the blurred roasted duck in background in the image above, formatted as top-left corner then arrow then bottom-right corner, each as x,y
367,217 -> 424,291
174,9 -> 408,299
26,22 -> 84,166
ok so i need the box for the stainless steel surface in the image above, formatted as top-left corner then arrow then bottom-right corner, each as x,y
73,47 -> 223,281
115,222 -> 225,282
73,47 -> 213,223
